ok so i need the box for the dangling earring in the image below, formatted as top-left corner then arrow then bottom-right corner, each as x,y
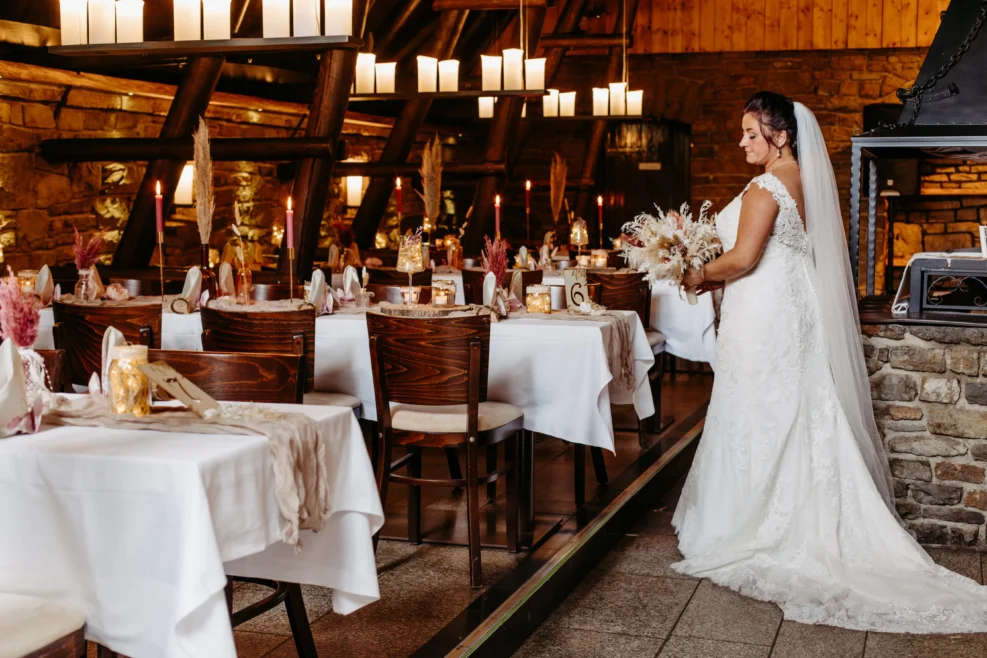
777,147 -> 782,158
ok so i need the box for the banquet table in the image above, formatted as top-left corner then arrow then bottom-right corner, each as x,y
0,400 -> 383,658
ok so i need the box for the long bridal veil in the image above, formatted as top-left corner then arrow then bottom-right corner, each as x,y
794,102 -> 896,512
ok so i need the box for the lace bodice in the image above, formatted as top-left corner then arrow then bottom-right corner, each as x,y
715,172 -> 808,258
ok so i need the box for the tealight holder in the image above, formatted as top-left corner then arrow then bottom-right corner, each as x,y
17,270 -> 38,295
576,254 -> 591,268
107,345 -> 151,417
525,284 -> 551,314
432,289 -> 451,306
433,280 -> 457,305
356,289 -> 374,308
400,286 -> 421,305
591,249 -> 609,269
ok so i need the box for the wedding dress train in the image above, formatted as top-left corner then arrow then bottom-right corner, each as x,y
671,171 -> 987,633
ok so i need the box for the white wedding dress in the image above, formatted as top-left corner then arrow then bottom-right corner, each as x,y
671,170 -> 987,633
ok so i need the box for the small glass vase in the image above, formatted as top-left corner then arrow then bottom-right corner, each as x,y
74,268 -> 98,301
199,243 -> 217,302
236,267 -> 253,305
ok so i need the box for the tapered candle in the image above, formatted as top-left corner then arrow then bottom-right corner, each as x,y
355,53 -> 376,93
597,195 -> 604,247
525,180 -> 531,212
438,59 -> 459,92
115,0 -> 144,43
495,194 -> 501,238
395,177 -> 402,217
417,56 -> 438,92
263,0 -> 290,37
375,62 -> 396,93
155,181 -> 164,234
173,0 -> 201,40
592,88 -> 609,116
481,55 -> 502,91
324,0 -> 353,35
87,0 -> 115,44
543,89 -> 559,117
286,197 -> 294,249
524,58 -> 545,90
202,0 -> 231,40
59,0 -> 88,45
627,89 -> 644,116
609,82 -> 627,115
502,49 -> 524,90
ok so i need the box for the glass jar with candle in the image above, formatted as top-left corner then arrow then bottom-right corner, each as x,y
526,285 -> 551,313
399,286 -> 421,305
17,270 -> 38,296
433,279 -> 457,305
108,345 -> 151,417
591,250 -> 609,269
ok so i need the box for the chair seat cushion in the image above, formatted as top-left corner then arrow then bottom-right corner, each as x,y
304,392 -> 363,409
390,401 -> 523,434
0,593 -> 85,658
646,329 -> 666,354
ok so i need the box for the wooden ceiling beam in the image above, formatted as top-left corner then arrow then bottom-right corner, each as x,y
432,0 -> 552,8
337,161 -> 505,177
538,33 -> 633,48
40,137 -> 335,162
375,0 -> 426,55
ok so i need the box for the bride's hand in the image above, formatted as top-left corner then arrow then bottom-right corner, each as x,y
695,280 -> 724,296
682,267 -> 704,288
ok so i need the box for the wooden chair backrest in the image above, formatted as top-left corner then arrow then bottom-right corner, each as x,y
52,300 -> 161,385
586,271 -> 649,324
365,284 -> 433,306
148,349 -> 304,403
199,306 -> 316,392
35,349 -> 70,393
366,313 -> 490,407
367,267 -> 432,286
250,283 -> 305,301
109,276 -> 184,297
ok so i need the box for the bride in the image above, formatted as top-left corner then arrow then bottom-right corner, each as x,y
673,92 -> 987,633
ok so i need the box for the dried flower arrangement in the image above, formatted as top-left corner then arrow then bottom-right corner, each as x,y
0,267 -> 39,348
193,116 -> 215,245
73,226 -> 106,271
232,203 -> 246,268
481,235 -> 509,286
550,153 -> 567,228
417,135 -> 443,226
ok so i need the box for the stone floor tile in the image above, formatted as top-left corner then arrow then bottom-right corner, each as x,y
631,509 -> 677,536
863,632 -> 987,658
657,636 -> 770,658
232,630 -> 289,658
769,621 -> 865,658
926,548 -> 983,584
375,539 -> 423,572
514,626 -> 663,658
597,534 -> 696,581
671,580 -> 782,646
549,570 -> 698,639
233,583 -> 335,635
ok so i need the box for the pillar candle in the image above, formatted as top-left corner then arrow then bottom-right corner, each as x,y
355,53 -> 376,93
293,0 -> 321,38
346,176 -> 364,206
626,89 -> 644,116
495,194 -> 501,236
87,0 -> 115,44
609,82 -> 627,115
543,89 -> 559,117
202,0 -> 231,39
478,96 -> 495,119
502,49 -> 523,91
592,88 -> 609,116
263,0 -> 290,38
481,55 -> 502,92
524,58 -> 545,90
417,56 -> 438,92
324,0 -> 353,36
59,0 -> 88,45
375,62 -> 396,93
155,181 -> 164,234
525,180 -> 531,212
286,197 -> 294,249
438,59 -> 459,92
115,0 -> 144,43
559,91 -> 576,117
173,0 -> 201,40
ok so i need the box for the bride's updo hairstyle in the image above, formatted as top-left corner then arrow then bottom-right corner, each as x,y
743,92 -> 798,160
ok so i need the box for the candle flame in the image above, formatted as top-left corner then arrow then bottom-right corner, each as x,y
287,196 -> 293,211
597,195 -> 603,206
495,194 -> 501,206
525,180 -> 531,190
156,181 -> 161,195
395,177 -> 402,189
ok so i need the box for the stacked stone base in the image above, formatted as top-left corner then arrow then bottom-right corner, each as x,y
864,323 -> 987,549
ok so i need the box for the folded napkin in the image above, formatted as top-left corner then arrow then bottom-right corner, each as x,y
91,267 -> 106,297
482,271 -> 497,306
35,265 -> 54,306
172,266 -> 202,313
100,326 -> 126,394
308,269 -> 332,315
342,265 -> 361,301
217,262 -> 235,298
509,270 -> 523,300
0,338 -> 38,437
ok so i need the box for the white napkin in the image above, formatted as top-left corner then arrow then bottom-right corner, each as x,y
482,271 -> 497,306
342,265 -> 361,300
509,270 -> 523,300
309,269 -> 329,314
174,266 -> 202,313
0,338 -> 35,437
518,246 -> 528,267
35,265 -> 54,306
91,267 -> 105,297
217,262 -> 235,297
100,326 -> 126,394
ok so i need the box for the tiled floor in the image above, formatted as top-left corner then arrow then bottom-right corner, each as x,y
513,479 -> 987,658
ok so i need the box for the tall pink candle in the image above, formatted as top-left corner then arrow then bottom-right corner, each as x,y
525,180 -> 531,213
494,194 -> 501,237
395,177 -> 402,215
155,181 -> 164,235
286,196 -> 294,249
597,194 -> 604,244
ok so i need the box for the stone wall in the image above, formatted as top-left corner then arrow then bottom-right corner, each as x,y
864,323 -> 987,548
891,196 -> 987,266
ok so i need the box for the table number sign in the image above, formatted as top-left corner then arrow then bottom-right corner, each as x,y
139,362 -> 220,418
563,268 -> 590,308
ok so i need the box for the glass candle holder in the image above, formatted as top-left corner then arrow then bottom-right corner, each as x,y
432,289 -> 450,306
236,267 -> 253,305
356,290 -> 374,308
526,285 -> 551,314
400,286 -> 421,305
17,270 -> 38,295
108,345 -> 151,417
397,233 -> 425,286
433,280 -> 457,304
576,254 -> 591,268
591,250 -> 609,269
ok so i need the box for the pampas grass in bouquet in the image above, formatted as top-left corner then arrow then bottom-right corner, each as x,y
194,116 -> 215,247
550,153 -> 567,233
620,201 -> 722,305
417,135 -> 442,228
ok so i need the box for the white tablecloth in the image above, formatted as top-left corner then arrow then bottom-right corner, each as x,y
331,271 -> 466,305
0,401 -> 383,658
36,307 -> 207,352
541,274 -> 716,366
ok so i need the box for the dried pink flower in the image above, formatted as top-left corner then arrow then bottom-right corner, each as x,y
73,226 -> 106,271
0,268 -> 39,348
481,236 -> 510,286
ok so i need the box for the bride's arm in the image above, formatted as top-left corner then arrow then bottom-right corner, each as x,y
689,186 -> 779,284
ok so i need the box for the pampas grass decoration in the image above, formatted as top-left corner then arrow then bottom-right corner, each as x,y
193,116 -> 215,245
550,153 -> 567,224
417,135 -> 442,225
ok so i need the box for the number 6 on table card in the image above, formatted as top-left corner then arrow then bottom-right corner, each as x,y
138,362 -> 221,418
563,268 -> 589,308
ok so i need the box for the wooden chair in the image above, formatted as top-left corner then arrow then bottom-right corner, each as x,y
250,282 -> 305,301
365,284 -> 433,306
367,267 -> 432,286
147,350 -> 305,403
36,349 -> 70,393
0,593 -> 85,658
109,276 -> 185,297
52,300 -> 161,386
368,313 -> 523,588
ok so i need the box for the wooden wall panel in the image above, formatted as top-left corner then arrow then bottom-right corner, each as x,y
625,0 -> 945,52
